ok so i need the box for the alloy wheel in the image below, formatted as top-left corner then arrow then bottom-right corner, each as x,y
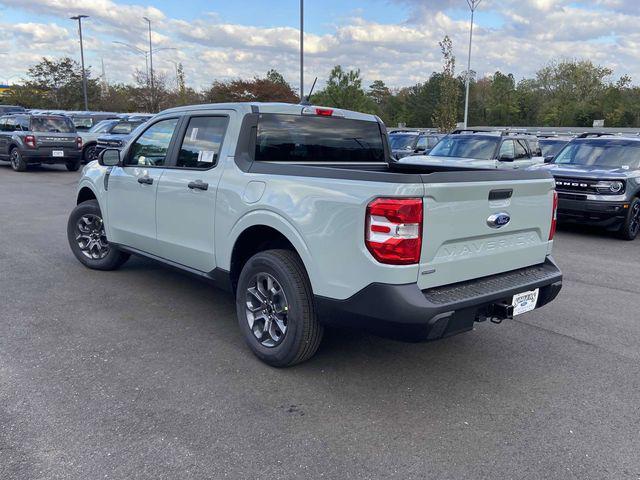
75,214 -> 110,260
86,146 -> 98,162
10,150 -> 20,170
245,272 -> 289,348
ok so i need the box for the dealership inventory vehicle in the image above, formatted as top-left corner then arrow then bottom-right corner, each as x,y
396,129 -> 545,170
0,105 -> 26,115
0,114 -> 82,171
533,133 -> 640,240
67,103 -> 562,366
68,111 -> 120,132
537,134 -> 573,162
79,119 -> 147,162
389,129 -> 443,158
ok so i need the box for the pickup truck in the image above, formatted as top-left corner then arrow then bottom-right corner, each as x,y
67,103 -> 562,367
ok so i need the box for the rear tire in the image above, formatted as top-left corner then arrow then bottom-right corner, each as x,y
66,160 -> 81,171
236,249 -> 323,367
617,197 -> 640,241
67,199 -> 130,270
10,148 -> 27,172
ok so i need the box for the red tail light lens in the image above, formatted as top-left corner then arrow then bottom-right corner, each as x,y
315,108 -> 333,116
24,135 -> 36,148
76,136 -> 83,149
549,190 -> 558,240
366,198 -> 423,265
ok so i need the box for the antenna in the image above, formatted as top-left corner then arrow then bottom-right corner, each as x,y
300,77 -> 317,105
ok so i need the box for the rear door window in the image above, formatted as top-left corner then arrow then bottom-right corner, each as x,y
498,140 -> 515,160
415,136 -> 429,150
176,116 -> 228,169
18,116 -> 30,131
255,114 -> 385,163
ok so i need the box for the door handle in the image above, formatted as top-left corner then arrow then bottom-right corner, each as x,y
188,180 -> 209,191
137,176 -> 153,185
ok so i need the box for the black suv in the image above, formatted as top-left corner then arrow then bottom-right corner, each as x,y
0,114 -> 83,171
536,133 -> 640,240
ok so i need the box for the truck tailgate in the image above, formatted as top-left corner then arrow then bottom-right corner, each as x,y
418,170 -> 555,290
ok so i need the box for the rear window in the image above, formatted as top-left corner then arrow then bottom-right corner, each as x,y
30,116 -> 75,133
255,114 -> 385,163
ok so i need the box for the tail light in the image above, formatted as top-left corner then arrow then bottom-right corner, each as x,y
366,197 -> 423,265
301,106 -> 343,117
549,190 -> 558,240
24,135 -> 36,148
76,137 -> 83,149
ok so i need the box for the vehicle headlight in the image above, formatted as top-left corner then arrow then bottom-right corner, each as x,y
594,180 -> 625,194
610,181 -> 624,193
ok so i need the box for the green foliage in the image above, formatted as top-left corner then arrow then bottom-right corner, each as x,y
4,56 -> 640,128
311,66 -> 376,113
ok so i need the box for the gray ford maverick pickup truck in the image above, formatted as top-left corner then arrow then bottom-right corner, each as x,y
67,103 -> 562,366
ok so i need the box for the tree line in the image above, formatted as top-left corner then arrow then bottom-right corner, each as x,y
3,37 -> 640,130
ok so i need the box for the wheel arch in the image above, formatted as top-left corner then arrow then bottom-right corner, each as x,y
226,214 -> 316,295
77,186 -> 97,205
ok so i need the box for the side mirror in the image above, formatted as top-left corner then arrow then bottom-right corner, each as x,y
499,154 -> 514,162
544,155 -> 554,163
414,146 -> 426,153
99,148 -> 121,167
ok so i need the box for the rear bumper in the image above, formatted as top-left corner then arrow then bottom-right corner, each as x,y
557,195 -> 628,227
315,256 -> 562,341
23,148 -> 81,164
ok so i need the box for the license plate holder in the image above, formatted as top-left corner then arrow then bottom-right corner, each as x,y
512,288 -> 539,316
52,150 -> 64,157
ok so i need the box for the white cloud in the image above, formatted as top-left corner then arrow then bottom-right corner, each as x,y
0,0 -> 639,90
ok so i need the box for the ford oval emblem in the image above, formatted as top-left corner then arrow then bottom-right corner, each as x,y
487,212 -> 511,229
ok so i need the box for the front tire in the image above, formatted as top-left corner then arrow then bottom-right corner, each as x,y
83,144 -> 98,163
10,148 -> 27,172
236,249 -> 323,367
67,199 -> 130,270
617,198 -> 640,241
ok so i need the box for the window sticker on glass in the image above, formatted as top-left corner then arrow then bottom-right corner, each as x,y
198,150 -> 215,164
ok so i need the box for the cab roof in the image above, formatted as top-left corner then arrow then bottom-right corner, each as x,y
160,102 -> 380,123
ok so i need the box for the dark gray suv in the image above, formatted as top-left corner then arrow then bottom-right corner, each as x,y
534,133 -> 640,240
0,114 -> 82,171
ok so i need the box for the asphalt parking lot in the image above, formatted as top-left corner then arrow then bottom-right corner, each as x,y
1,163 -> 639,480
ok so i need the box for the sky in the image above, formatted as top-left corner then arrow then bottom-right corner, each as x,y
0,0 -> 638,92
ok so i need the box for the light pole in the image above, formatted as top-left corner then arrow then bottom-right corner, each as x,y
143,16 -> 155,111
300,0 -> 304,102
70,15 -> 89,110
113,41 -> 150,79
167,60 -> 180,90
463,0 -> 481,128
